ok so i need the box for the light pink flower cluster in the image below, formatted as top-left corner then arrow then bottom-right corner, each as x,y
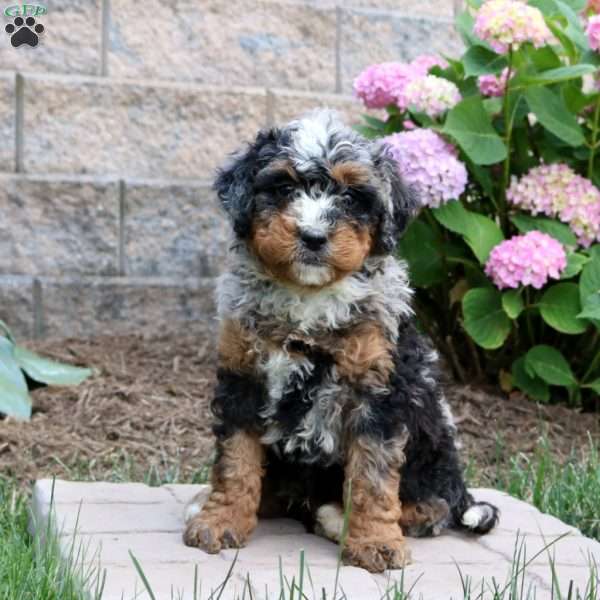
478,68 -> 511,97
587,15 -> 600,51
474,0 -> 553,54
485,231 -> 567,289
383,129 -> 468,208
507,164 -> 600,246
398,75 -> 462,117
353,55 -> 448,109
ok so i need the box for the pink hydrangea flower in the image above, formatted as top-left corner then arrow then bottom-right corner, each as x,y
474,0 -> 553,54
478,68 -> 511,97
507,164 -> 600,247
587,15 -> 600,51
397,75 -> 462,117
353,55 -> 449,109
383,129 -> 468,208
485,231 -> 567,289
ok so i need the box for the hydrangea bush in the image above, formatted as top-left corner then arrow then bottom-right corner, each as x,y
354,0 -> 600,406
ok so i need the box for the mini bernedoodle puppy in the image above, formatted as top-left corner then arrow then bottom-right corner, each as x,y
183,109 -> 498,573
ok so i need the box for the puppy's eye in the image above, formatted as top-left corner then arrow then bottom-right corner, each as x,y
276,184 -> 295,197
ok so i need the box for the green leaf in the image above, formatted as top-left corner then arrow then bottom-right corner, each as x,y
583,378 -> 600,394
580,255 -> 600,327
510,213 -> 577,246
353,125 -> 381,140
539,283 -> 588,334
455,11 -> 481,47
516,65 -> 596,87
13,345 -> 93,387
397,219 -> 445,287
525,345 -> 577,386
462,287 -> 511,349
434,201 -> 504,263
512,357 -> 550,402
577,294 -> 600,320
442,97 -> 507,165
524,86 -> 585,147
561,252 -> 589,279
0,320 -> 15,343
361,114 -> 387,131
0,337 -> 31,420
502,289 -> 524,319
462,46 -> 507,76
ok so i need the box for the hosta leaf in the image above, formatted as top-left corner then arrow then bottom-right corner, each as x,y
502,289 -> 524,319
0,320 -> 15,343
13,346 -> 93,387
525,345 -> 577,386
462,287 -> 511,349
512,357 -> 550,402
539,283 -> 588,334
434,201 -> 504,263
0,337 -> 31,420
442,97 -> 507,165
510,213 -> 577,247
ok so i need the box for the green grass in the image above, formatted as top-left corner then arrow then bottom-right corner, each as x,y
4,439 -> 600,600
493,436 -> 600,540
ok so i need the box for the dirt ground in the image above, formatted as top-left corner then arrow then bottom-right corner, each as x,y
1,333 -> 599,486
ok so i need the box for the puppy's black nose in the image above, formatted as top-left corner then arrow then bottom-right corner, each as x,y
300,229 -> 328,251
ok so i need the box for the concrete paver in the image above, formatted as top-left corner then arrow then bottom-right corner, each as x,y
31,480 -> 600,599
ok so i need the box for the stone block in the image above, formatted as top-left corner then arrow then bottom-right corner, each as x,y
38,277 -> 216,339
0,275 -> 34,339
270,89 -> 364,127
339,10 -> 463,93
123,180 -> 230,277
0,175 -> 119,277
0,71 -> 15,171
22,75 -> 267,179
107,0 -> 337,92
0,1 -> 102,75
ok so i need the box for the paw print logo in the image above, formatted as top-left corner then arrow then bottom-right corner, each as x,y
5,16 -> 44,48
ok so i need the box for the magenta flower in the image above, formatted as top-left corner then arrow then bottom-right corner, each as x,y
478,68 -> 511,97
507,164 -> 600,247
398,75 -> 462,117
485,232 -> 567,289
587,15 -> 600,51
383,129 -> 468,208
474,0 -> 553,54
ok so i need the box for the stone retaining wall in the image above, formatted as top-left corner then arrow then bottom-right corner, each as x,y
0,0 -> 460,339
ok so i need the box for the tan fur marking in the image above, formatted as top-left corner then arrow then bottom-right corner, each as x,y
328,223 -> 372,276
218,319 -> 259,372
399,498 -> 450,535
264,159 -> 299,182
330,162 -> 371,186
335,322 -> 394,386
183,432 -> 264,552
342,438 -> 411,572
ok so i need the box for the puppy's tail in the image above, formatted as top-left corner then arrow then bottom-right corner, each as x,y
456,494 -> 499,535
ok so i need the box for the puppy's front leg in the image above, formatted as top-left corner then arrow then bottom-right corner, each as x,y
184,430 -> 264,552
342,437 -> 411,572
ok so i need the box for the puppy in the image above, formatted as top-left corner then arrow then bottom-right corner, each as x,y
183,109 -> 498,573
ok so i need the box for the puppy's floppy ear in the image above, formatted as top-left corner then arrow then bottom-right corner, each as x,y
371,142 -> 419,254
214,128 -> 281,237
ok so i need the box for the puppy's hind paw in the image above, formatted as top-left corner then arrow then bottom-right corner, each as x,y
342,537 -> 411,573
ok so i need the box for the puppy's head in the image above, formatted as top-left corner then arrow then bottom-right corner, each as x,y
215,109 -> 417,288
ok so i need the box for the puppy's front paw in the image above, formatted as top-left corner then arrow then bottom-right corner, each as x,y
183,510 -> 254,553
342,537 -> 411,573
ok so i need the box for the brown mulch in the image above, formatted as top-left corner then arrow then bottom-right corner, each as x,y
1,333 -> 599,485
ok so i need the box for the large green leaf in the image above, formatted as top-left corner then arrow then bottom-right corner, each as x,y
578,294 -> 600,320
583,378 -> 600,395
539,283 -> 588,334
509,214 -> 577,247
462,287 -> 511,349
434,201 -> 504,263
462,46 -> 507,76
13,346 -> 93,387
442,97 -> 507,166
0,337 -> 31,420
512,357 -> 550,402
579,255 -> 600,327
516,65 -> 596,87
561,252 -> 589,280
525,345 -> 577,386
524,86 -> 585,147
398,219 -> 445,287
502,289 -> 524,319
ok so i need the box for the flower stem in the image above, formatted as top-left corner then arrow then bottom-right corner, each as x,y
588,95 -> 600,181
500,47 -> 515,233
